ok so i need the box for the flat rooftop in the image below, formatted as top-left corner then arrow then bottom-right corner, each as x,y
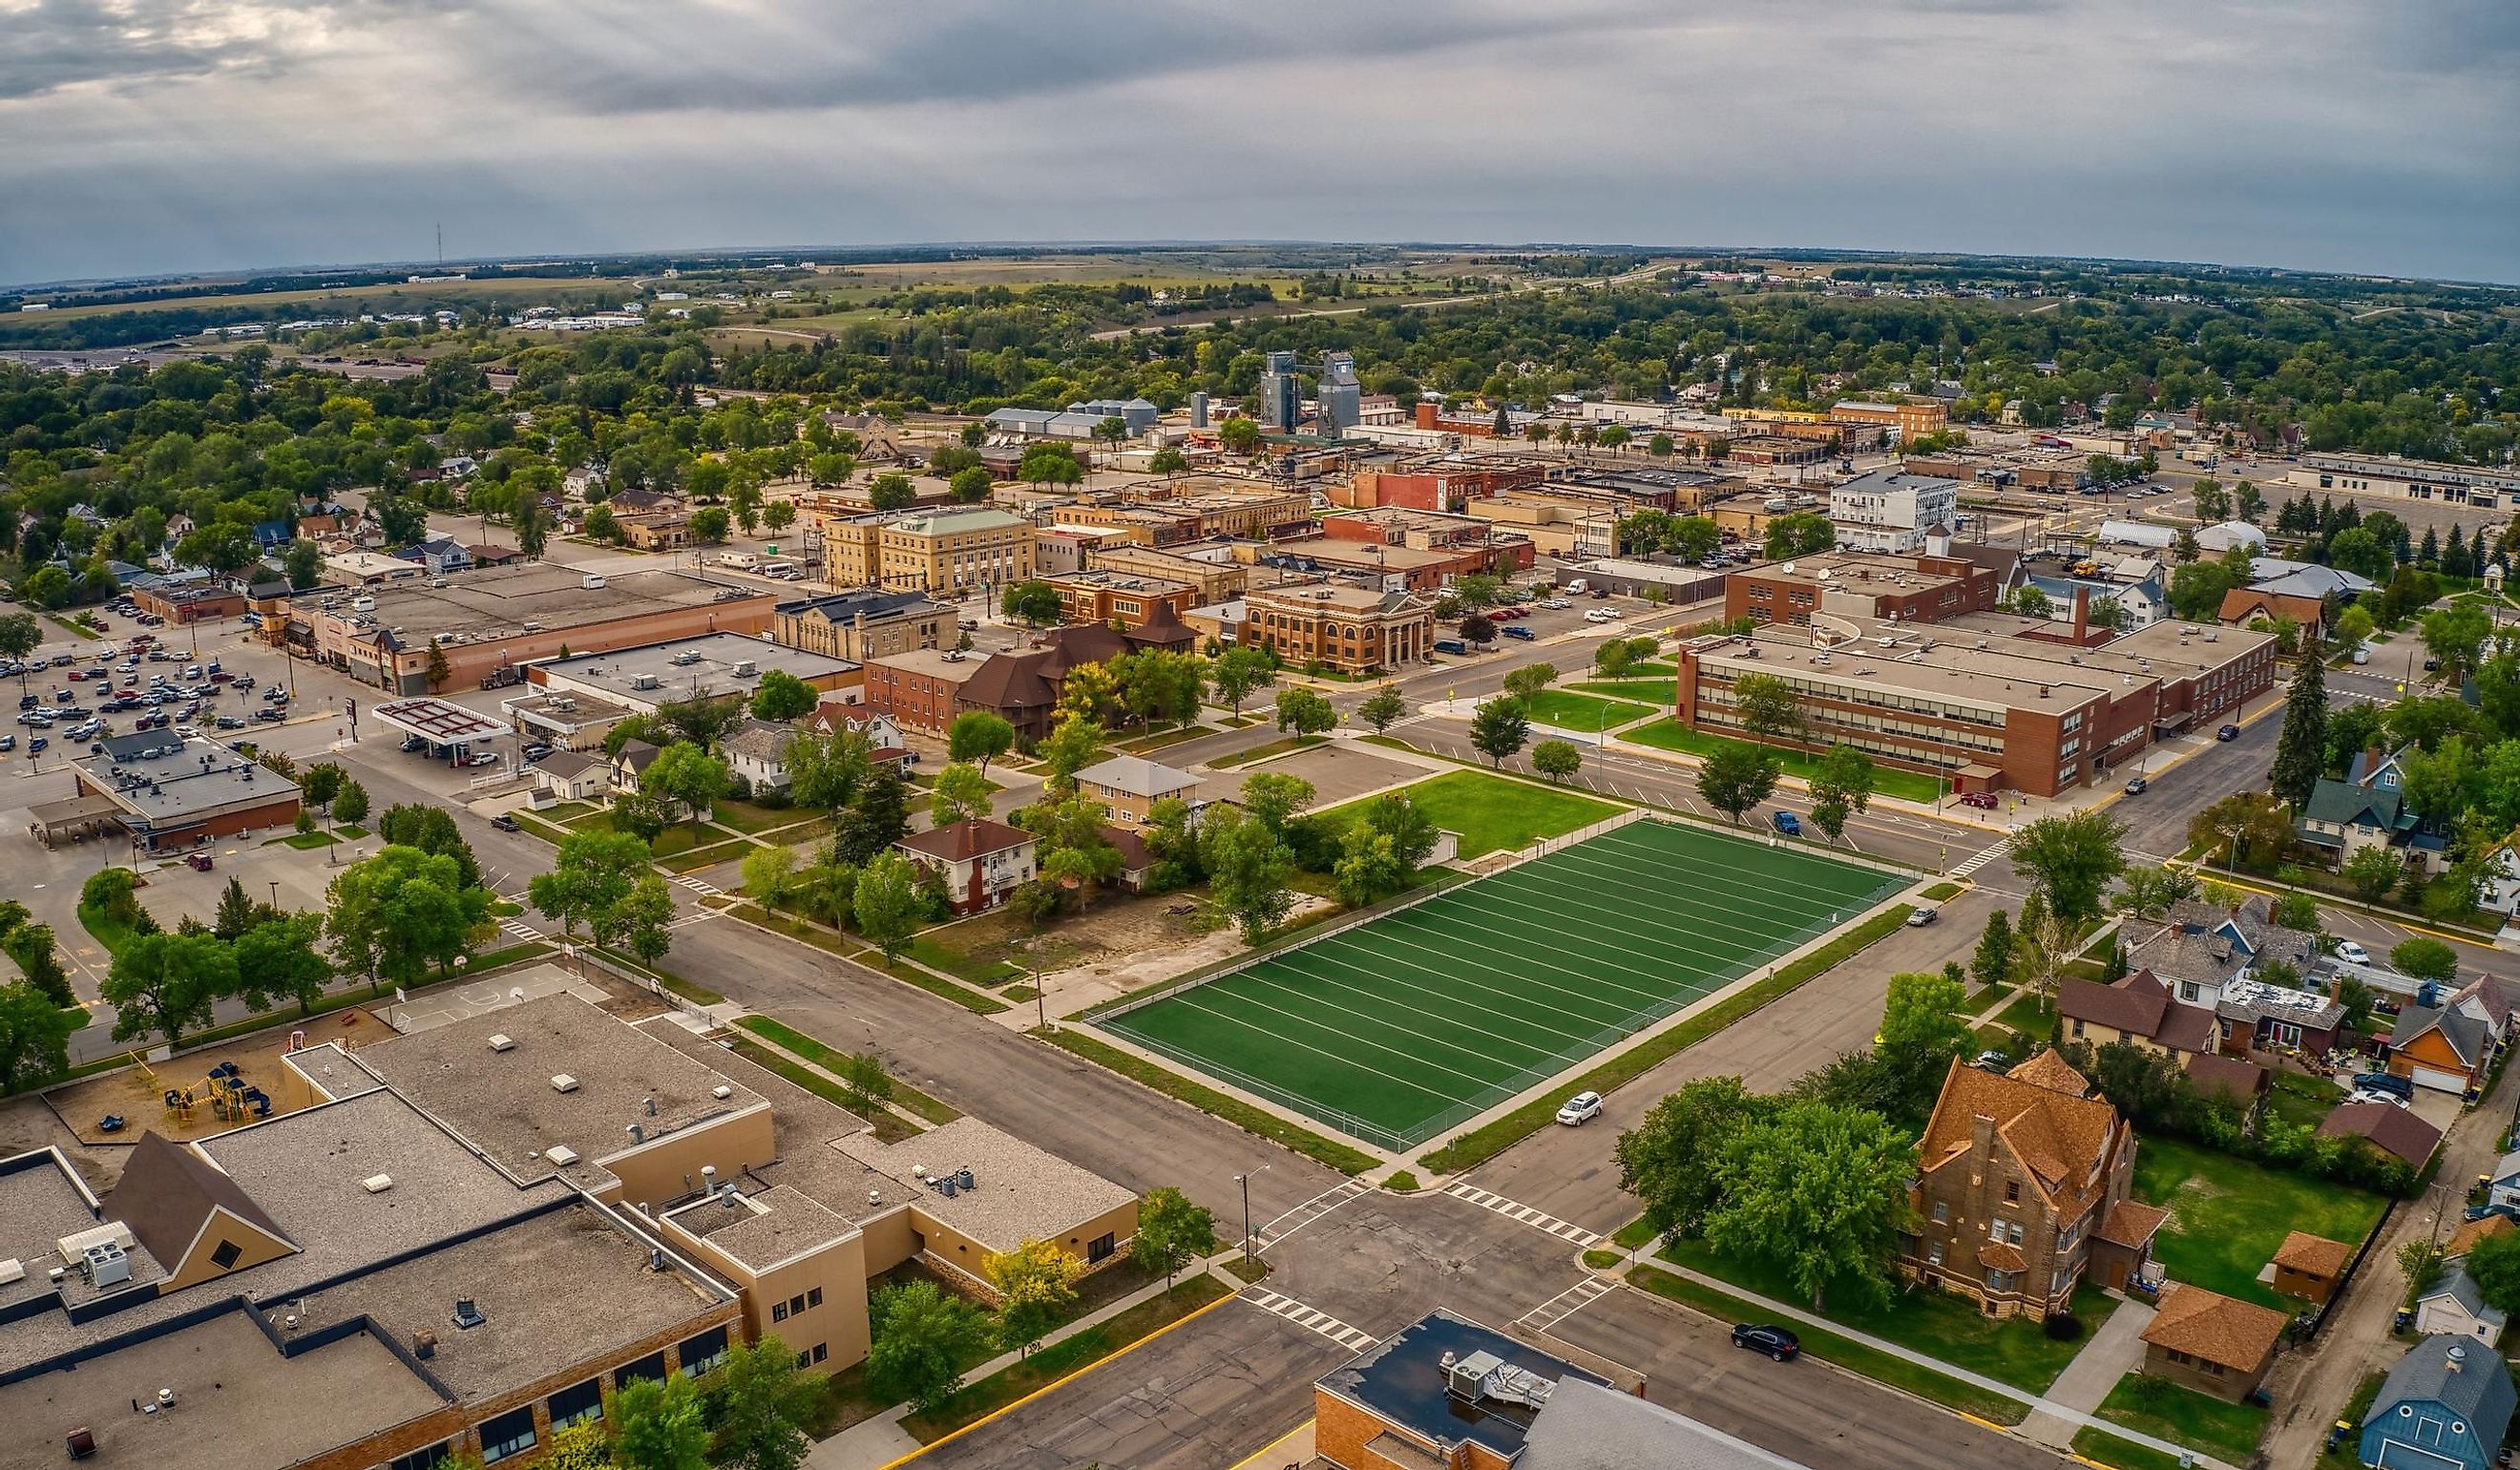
1319,1309 -> 1606,1464
74,737 -> 300,825
1691,614 -> 2275,714
669,1183 -> 855,1271
0,1309 -> 444,1470
0,1151 -> 104,1319
537,632 -> 855,708
866,646 -> 985,683
828,1117 -> 1137,1254
352,992 -> 764,1192
290,563 -> 766,644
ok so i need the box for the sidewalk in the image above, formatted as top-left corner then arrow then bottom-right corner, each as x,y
806,1253 -> 1248,1470
2020,1294 -> 2154,1448
1636,1259 -> 2236,1470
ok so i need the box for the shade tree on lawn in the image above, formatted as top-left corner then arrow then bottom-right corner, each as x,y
1468,696 -> 1530,768
946,710 -> 1017,775
2008,809 -> 2130,922
1696,742 -> 1779,824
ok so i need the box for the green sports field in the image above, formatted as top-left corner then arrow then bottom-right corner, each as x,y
1101,818 -> 1905,1148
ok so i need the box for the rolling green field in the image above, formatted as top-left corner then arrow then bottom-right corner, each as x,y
1102,818 -> 1902,1147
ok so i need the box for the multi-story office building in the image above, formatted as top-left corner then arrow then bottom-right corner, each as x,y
822,507 -> 1035,597
770,588 -> 952,662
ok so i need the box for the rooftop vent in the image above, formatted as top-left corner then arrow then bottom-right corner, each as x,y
412,1329 -> 436,1360
626,1123 -> 645,1145
550,1074 -> 578,1093
710,1084 -> 733,1101
545,1144 -> 580,1167
452,1299 -> 485,1330
487,1034 -> 514,1053
361,1174 -> 393,1194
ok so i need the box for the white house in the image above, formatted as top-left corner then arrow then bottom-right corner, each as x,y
2416,1263 -> 2509,1347
721,720 -> 797,795
896,819 -> 1038,915
1829,471 -> 1960,555
531,749 -> 610,803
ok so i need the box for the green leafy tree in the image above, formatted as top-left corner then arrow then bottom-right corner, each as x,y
539,1420 -> 612,1470
750,669 -> 820,722
1697,742 -> 1779,824
1703,1100 -> 1916,1312
2422,604 -> 2493,687
213,876 -> 261,942
1001,579 -> 1062,628
2466,1228 -> 2520,1316
947,711 -> 1018,774
830,769 -> 913,866
704,1336 -> 820,1470
1,924 -> 74,1008
1273,687 -> 1335,735
1614,1077 -> 1774,1244
2267,658 -> 2328,808
868,472 -> 917,512
425,639 -> 452,690
2390,936 -> 2459,985
2008,810 -> 2130,922
609,873 -> 678,966
1970,910 -> 2014,991
838,1050 -> 893,1117
331,780 -> 369,828
2190,790 -> 2294,870
2342,844 -> 2404,903
852,853 -> 925,962
1217,416 -> 1261,454
1468,696 -> 1530,768
0,981 -> 79,1094
1357,685 -> 1407,734
989,1238 -> 1084,1357
945,466 -> 995,505
531,830 -> 651,939
1732,672 -> 1806,745
1805,744 -> 1874,844
690,505 -> 731,542
1200,807 -> 1295,943
299,761 -> 345,812
1875,970 -> 1974,1122
2271,891 -> 2322,933
0,613 -> 42,665
1038,714 -> 1106,793
102,932 -> 238,1048
2117,866 -> 2199,919
929,762 -> 996,828
1502,662 -> 1558,702
641,742 -> 731,830
1531,739 -> 1583,783
1763,512 -> 1838,559
613,1372 -> 709,1470
742,843 -> 799,916
232,914 -> 332,1017
1210,646 -> 1276,716
865,1279 -> 994,1416
1147,447 -> 1188,478
1131,1186 -> 1214,1287
325,846 -> 489,990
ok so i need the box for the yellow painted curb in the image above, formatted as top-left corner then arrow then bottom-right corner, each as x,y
1956,1412 -> 2011,1433
874,1287 -> 1241,1468
1228,1419 -> 1315,1469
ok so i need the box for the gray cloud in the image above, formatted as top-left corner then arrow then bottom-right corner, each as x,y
0,0 -> 2511,286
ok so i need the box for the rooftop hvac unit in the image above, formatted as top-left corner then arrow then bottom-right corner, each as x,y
711,1085 -> 732,1100
487,1034 -> 514,1052
550,1074 -> 578,1093
362,1174 -> 394,1194
545,1144 -> 580,1166
81,1242 -> 131,1288
732,659 -> 757,677
631,674 -> 661,690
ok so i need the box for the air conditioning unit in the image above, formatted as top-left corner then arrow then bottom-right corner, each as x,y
631,674 -> 661,690
732,660 -> 757,677
551,1074 -> 579,1093
487,1034 -> 514,1052
545,1144 -> 580,1167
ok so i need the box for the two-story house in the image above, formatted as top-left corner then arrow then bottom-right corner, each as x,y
721,720 -> 799,796
1900,1053 -> 2166,1315
895,819 -> 1038,914
2299,744 -> 2450,873
2128,897 -> 2342,1058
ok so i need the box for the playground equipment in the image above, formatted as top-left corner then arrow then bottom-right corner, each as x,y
162,1061 -> 273,1124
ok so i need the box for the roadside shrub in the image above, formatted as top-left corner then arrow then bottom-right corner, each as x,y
2042,1312 -> 2083,1341
751,787 -> 791,810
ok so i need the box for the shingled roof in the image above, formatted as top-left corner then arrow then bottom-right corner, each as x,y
115,1130 -> 294,1271
1917,1058 -> 2128,1227
2139,1284 -> 2288,1371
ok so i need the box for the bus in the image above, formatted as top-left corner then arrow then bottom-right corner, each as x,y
757,560 -> 801,580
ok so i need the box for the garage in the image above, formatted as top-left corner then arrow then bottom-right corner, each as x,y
2410,1065 -> 2471,1094
2374,1439 -> 2464,1470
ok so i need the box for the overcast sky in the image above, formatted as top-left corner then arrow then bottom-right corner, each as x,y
3,0 -> 2515,287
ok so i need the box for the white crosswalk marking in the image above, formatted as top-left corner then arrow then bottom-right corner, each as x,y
1946,837 -> 2009,880
1242,1290 -> 1377,1354
499,919 -> 541,941
671,874 -> 724,896
1441,1182 -> 1604,1249
1254,1179 -> 1370,1251
1517,1276 -> 1617,1334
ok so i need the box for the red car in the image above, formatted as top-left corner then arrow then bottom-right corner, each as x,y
1958,791 -> 2000,809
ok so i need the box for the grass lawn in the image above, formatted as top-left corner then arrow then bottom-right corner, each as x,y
1038,1028 -> 1379,1175
1628,1264 -> 2028,1424
265,830 -> 338,850
2266,1070 -> 2342,1132
1623,720 -> 1947,804
710,798 -> 801,834
1108,817 -> 1900,1148
2070,1427 -> 2190,1470
2134,1136 -> 2387,1308
2093,1376 -> 2270,1465
1119,724 -> 1214,754
1569,679 -> 1676,704
1657,1238 -> 2108,1395
1518,688 -> 1657,733
663,838 -> 755,873
724,1037 -> 918,1143
735,1016 -> 960,1124
903,933 -> 1027,988
1208,734 -> 1327,768
1995,992 -> 2053,1037
561,808 -> 619,833
1320,768 -> 1620,859
76,901 -> 143,956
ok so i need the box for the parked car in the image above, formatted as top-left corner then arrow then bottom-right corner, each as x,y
184,851 -> 213,872
0,735 -> 13,752
1541,598 -> 1570,610
1555,1091 -> 1604,1126
520,744 -> 553,762
2216,724 -> 2240,741
1770,810 -> 1801,836
1731,1324 -> 1800,1362
1584,608 -> 1617,623
231,675 -> 255,690
1906,906 -> 1938,927
2347,1087 -> 2412,1108
1959,791 -> 2000,809
214,716 -> 243,730
490,813 -> 522,832
26,737 -> 45,753
462,751 -> 500,767
1501,624 -> 1536,640
252,709 -> 284,724
2350,1071 -> 2413,1101
400,734 -> 429,753
2122,777 -> 2148,795
2334,940 -> 2372,966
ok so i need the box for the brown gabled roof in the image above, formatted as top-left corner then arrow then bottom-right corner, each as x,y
2058,972 -> 2170,1036
2183,1052 -> 2269,1102
955,649 -> 1060,714
2273,1231 -> 2353,1279
2451,1214 -> 2516,1256
2007,1050 -> 2090,1098
1099,824 -> 1152,871
1039,621 -> 1132,674
2098,1199 -> 2169,1250
2156,1000 -> 2222,1055
897,818 -> 1032,863
1978,1241 -> 2029,1272
1917,1058 -> 2126,1223
2139,1284 -> 2288,1371
115,1131 -> 293,1270
2318,1102 -> 2445,1169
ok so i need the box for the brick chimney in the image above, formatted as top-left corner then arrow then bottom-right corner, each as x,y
2072,586 -> 2090,643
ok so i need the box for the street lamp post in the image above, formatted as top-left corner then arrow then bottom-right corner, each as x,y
1235,1166 -> 1269,1266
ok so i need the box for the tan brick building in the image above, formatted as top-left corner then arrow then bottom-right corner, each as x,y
823,506 -> 1035,596
771,588 -> 953,662
1900,1054 -> 2165,1313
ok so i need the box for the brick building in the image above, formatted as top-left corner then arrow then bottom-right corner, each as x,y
1043,570 -> 1200,630
1900,1055 -> 2165,1312
822,506 -> 1034,596
1241,583 -> 1438,675
1331,458 -> 1545,513
770,588 -> 952,662
72,733 -> 302,853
